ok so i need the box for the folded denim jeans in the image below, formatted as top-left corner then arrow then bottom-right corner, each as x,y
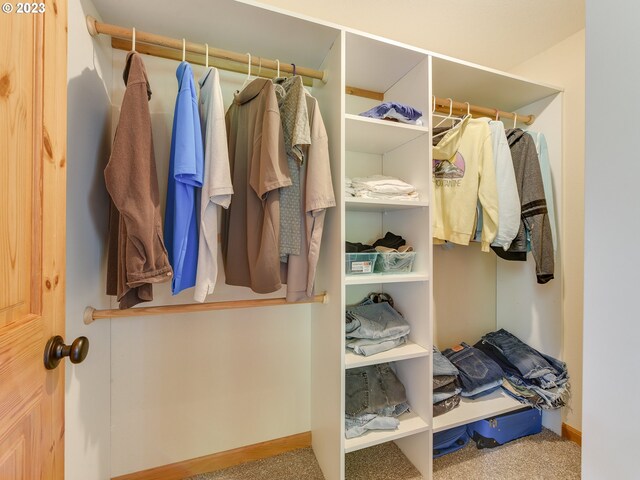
347,335 -> 407,357
480,329 -> 560,382
344,402 -> 410,439
346,301 -> 410,342
443,343 -> 504,396
359,102 -> 423,125
345,363 -> 407,416
460,379 -> 503,399
433,346 -> 459,376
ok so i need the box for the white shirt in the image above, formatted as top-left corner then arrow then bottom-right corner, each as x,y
194,68 -> 233,302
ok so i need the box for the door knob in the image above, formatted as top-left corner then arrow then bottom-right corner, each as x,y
43,335 -> 89,370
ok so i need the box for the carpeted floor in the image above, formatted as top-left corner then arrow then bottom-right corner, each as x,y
188,428 -> 580,480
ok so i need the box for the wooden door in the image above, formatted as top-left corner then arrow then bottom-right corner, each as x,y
0,0 -> 67,478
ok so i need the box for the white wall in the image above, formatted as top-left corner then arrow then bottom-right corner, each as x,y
66,0 -> 113,479
583,2 -> 639,478
509,30 -> 585,432
107,53 -> 312,477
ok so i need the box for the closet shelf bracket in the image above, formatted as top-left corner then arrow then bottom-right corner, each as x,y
85,15 -> 328,84
83,293 -> 328,324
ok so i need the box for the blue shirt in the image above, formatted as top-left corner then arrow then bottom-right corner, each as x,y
164,62 -> 204,294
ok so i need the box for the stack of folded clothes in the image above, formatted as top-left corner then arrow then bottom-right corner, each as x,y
443,343 -> 504,399
475,329 -> 569,409
346,175 -> 420,201
359,101 -> 424,125
346,293 -> 410,356
346,231 -> 412,254
345,363 -> 410,438
433,346 -> 461,417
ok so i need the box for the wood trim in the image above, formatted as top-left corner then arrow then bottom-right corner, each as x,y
345,86 -> 384,101
111,432 -> 312,480
562,423 -> 582,446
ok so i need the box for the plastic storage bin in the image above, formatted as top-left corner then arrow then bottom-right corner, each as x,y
345,253 -> 378,275
374,252 -> 416,273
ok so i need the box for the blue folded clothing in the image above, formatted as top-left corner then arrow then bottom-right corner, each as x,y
359,102 -> 423,125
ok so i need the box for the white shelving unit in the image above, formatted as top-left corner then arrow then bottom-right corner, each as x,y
345,197 -> 429,212
345,114 -> 429,154
433,390 -> 524,433
345,341 -> 430,369
344,272 -> 430,286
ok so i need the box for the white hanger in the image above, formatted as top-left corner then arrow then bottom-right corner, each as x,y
495,110 -> 500,121
512,113 -> 518,129
465,101 -> 471,116
240,52 -> 253,90
182,38 -> 186,62
276,59 -> 280,78
205,43 -> 209,69
433,98 -> 453,129
131,27 -> 136,52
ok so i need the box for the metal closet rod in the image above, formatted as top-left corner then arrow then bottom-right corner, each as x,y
432,96 -> 535,125
85,15 -> 328,83
83,293 -> 328,324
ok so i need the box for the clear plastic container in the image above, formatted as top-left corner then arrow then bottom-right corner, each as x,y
374,252 -> 416,273
345,253 -> 378,275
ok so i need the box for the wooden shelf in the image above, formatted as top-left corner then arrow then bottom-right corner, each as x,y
432,389 -> 524,433
344,411 -> 430,453
345,272 -> 429,286
345,341 -> 430,369
345,197 -> 428,212
345,114 -> 428,155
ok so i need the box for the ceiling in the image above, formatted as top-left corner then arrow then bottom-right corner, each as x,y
246,0 -> 585,71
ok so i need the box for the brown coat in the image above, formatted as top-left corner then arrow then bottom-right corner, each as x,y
105,52 -> 172,309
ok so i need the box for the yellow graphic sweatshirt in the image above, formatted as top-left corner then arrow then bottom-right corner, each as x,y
432,116 -> 499,252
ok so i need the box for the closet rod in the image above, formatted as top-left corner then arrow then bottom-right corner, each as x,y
433,96 -> 535,125
83,293 -> 328,324
85,16 -> 328,83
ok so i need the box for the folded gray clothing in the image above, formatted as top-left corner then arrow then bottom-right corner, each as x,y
433,379 -> 462,404
346,301 -> 410,341
433,374 -> 457,390
433,394 -> 461,417
347,335 -> 407,357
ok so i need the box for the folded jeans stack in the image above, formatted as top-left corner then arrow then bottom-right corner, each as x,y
443,343 -> 504,399
474,329 -> 569,409
345,363 -> 410,438
346,293 -> 410,356
433,346 -> 462,417
359,101 -> 424,126
346,175 -> 420,201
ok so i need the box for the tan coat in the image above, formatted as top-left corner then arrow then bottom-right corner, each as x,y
222,78 -> 291,293
105,52 -> 172,309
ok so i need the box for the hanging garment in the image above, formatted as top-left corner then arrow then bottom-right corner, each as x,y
164,61 -> 204,295
432,117 -> 499,251
493,129 -> 554,284
105,52 -> 173,309
472,120 -> 521,249
280,94 -> 335,302
527,131 -> 558,252
274,76 -> 311,260
193,67 -> 233,302
222,78 -> 291,293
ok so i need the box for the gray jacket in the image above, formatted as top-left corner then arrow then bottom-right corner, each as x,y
493,129 -> 554,284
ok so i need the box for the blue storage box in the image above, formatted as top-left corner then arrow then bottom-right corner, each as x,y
345,253 -> 378,275
467,407 -> 542,449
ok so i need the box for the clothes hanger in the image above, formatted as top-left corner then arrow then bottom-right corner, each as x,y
276,59 -> 280,78
240,52 -> 253,90
512,112 -> 518,129
131,27 -> 136,52
205,43 -> 209,69
465,102 -> 471,117
182,38 -> 186,63
432,98 -> 453,129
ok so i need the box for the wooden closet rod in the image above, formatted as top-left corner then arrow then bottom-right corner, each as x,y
433,96 -> 535,125
83,293 -> 328,324
85,16 -> 328,83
